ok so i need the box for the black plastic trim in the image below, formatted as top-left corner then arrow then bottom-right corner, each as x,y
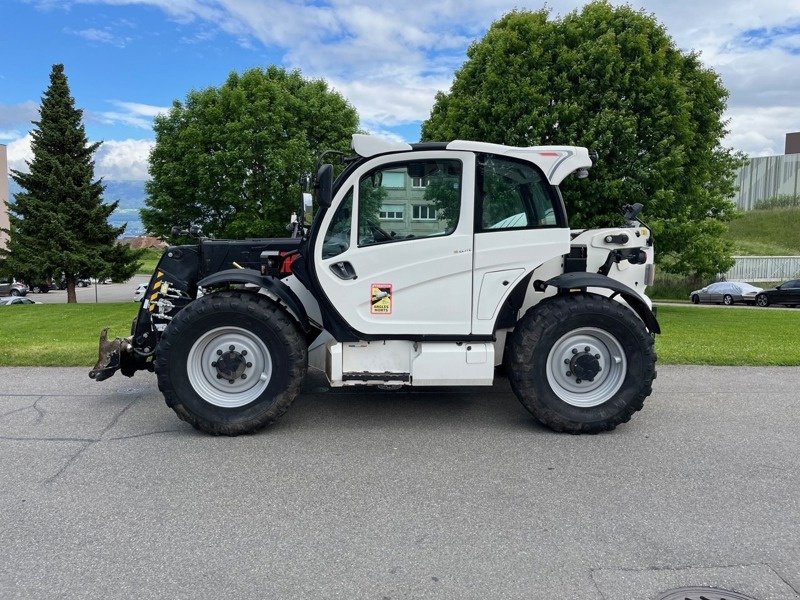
342,372 -> 410,382
493,272 -> 533,331
540,272 -> 661,334
197,268 -> 311,332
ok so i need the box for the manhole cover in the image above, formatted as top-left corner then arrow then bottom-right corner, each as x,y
657,587 -> 758,600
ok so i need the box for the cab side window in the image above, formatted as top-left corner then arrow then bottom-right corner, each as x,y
321,188 -> 353,259
357,159 -> 462,247
478,155 -> 561,230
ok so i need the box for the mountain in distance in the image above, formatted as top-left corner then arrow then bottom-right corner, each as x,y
7,178 -> 147,236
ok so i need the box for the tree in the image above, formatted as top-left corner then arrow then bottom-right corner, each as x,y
422,2 -> 744,279
1,64 -> 142,303
142,66 -> 360,240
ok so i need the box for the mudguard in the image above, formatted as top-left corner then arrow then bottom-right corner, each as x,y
197,268 -> 311,332
537,271 -> 661,334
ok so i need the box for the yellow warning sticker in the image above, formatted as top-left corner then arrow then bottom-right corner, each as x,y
370,283 -> 393,315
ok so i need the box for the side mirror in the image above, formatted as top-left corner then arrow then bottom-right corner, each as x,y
315,164 -> 334,208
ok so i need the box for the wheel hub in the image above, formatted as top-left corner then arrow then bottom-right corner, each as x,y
569,351 -> 601,382
214,348 -> 249,383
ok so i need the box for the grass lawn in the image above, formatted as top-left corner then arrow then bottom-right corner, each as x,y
655,305 -> 800,366
1,302 -> 799,368
0,302 -> 137,367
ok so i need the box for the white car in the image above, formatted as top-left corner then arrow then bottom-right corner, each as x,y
133,283 -> 148,302
0,297 -> 41,306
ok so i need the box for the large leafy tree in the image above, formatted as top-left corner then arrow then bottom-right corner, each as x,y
1,64 -> 142,303
422,2 -> 744,278
142,66 -> 360,239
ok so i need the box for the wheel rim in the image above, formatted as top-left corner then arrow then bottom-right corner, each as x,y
723,295 -> 732,305
545,327 -> 627,408
186,326 -> 273,408
757,295 -> 767,307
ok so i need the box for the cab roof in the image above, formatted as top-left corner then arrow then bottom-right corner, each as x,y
350,134 -> 592,185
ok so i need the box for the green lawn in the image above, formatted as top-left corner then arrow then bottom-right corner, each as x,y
1,302 -> 799,368
0,302 -> 137,367
655,305 -> 800,365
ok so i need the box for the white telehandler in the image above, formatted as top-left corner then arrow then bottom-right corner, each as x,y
90,134 -> 659,435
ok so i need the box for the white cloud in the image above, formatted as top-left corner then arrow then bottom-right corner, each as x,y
93,100 -> 170,129
724,105 -> 800,157
6,134 -> 35,173
65,27 -> 132,47
5,134 -> 153,180
0,130 -> 22,140
36,0 -> 800,155
94,139 -> 154,180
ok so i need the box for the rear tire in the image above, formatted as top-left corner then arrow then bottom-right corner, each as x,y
756,294 -> 769,307
508,293 -> 656,434
10,289 -> 19,297
155,291 -> 307,435
723,294 -> 733,306
691,294 -> 699,304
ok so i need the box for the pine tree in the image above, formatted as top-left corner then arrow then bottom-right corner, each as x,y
1,64 -> 142,303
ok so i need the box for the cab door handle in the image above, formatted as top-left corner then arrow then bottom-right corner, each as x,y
330,261 -> 357,280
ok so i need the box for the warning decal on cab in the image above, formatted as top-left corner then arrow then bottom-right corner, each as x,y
370,283 -> 392,314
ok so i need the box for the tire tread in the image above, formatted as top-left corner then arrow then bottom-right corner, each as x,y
155,291 -> 307,435
508,293 -> 657,434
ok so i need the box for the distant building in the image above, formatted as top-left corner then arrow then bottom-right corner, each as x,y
786,132 -> 800,155
732,133 -> 800,211
0,145 -> 9,251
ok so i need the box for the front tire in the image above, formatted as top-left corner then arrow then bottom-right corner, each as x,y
691,294 -> 700,304
756,294 -> 769,307
508,293 -> 656,434
723,294 -> 733,305
155,291 -> 307,435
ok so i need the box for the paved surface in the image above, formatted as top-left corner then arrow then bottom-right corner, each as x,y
17,274 -> 150,304
1,366 -> 798,600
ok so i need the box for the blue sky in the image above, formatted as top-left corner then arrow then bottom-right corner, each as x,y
2,0 -> 800,181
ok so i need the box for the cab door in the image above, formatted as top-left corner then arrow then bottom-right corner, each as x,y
471,154 -> 571,335
314,151 -> 476,336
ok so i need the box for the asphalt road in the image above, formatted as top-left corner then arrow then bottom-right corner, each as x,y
1,366 -> 798,599
20,275 -> 151,304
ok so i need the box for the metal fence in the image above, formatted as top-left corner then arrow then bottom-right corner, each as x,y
724,256 -> 800,282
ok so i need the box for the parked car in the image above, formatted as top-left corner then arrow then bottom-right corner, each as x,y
77,278 -> 91,287
0,296 -> 40,305
0,278 -> 29,297
133,283 -> 148,302
27,281 -> 51,293
690,281 -> 763,305
755,279 -> 800,307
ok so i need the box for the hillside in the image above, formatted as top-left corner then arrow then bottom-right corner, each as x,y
726,207 -> 800,256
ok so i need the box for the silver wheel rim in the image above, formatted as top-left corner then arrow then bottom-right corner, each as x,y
186,326 -> 273,408
545,327 -> 627,408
